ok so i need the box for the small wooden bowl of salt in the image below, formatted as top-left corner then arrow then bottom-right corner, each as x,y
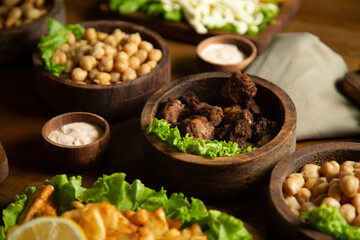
196,35 -> 257,73
42,112 -> 110,171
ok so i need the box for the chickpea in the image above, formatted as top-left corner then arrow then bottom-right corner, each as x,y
104,35 -> 118,48
300,202 -> 316,213
304,178 -> 317,190
71,68 -> 88,82
112,28 -> 125,42
328,183 -> 342,202
89,68 -> 100,80
340,162 -> 355,177
148,49 -> 162,62
51,50 -> 67,65
122,68 -> 137,82
129,56 -> 141,70
89,39 -> 99,46
76,44 -> 92,60
295,188 -> 311,205
354,215 -> 360,227
114,58 -> 129,72
5,7 -> 22,28
146,60 -> 157,70
352,193 -> 360,214
110,72 -> 121,83
74,40 -> 88,48
313,193 -> 327,206
283,174 -> 305,196
80,56 -> 96,71
66,31 -> 76,45
321,197 -> 340,207
340,204 -> 356,224
65,59 -> 75,74
329,177 -> 340,186
58,43 -> 70,53
312,182 -> 329,199
129,208 -> 149,225
84,28 -> 97,41
137,63 -> 151,77
91,45 -> 105,60
139,41 -> 153,52
319,161 -> 340,181
99,56 -> 114,72
301,164 -> 320,180
97,32 -> 108,41
284,196 -> 301,215
103,45 -> 117,57
127,32 -> 142,46
135,49 -> 148,64
340,175 -> 359,198
116,51 -> 129,62
94,72 -> 111,85
123,42 -> 138,56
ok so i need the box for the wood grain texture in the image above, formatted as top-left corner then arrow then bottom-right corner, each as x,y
141,72 -> 297,198
0,142 -> 9,183
269,142 -> 360,240
0,0 -> 66,65
33,20 -> 171,121
196,35 -> 257,72
99,0 -> 301,54
42,112 -> 110,171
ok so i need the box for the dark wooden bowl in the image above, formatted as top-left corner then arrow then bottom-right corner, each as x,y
196,35 -> 257,72
33,20 -> 170,121
343,70 -> 360,108
0,141 -> 9,183
0,0 -> 65,65
140,72 -> 297,198
42,112 -> 111,171
269,142 -> 360,240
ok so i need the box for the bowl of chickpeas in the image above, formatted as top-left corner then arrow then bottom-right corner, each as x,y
269,142 -> 360,240
33,20 -> 170,121
0,0 -> 65,65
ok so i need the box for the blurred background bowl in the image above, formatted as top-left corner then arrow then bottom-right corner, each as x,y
141,71 -> 296,198
196,35 -> 257,73
0,141 -> 8,183
33,20 -> 170,121
0,0 -> 65,65
269,142 -> 360,240
42,112 -> 110,171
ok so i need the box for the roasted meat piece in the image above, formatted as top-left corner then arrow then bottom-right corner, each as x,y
181,93 -> 223,127
215,120 -> 252,149
159,98 -> 185,127
251,117 -> 277,147
180,115 -> 215,140
245,98 -> 262,116
223,105 -> 254,125
219,72 -> 257,105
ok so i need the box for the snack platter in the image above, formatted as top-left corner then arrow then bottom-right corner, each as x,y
0,0 -> 360,240
100,0 -> 301,53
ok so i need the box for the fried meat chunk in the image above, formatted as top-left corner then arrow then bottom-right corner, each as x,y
223,105 -> 253,125
251,117 -> 277,147
219,72 -> 257,105
180,115 -> 215,140
181,93 -> 223,127
159,98 -> 185,127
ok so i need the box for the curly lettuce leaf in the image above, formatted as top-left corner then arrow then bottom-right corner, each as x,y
1,173 -> 252,240
301,204 -> 360,240
146,118 -> 255,159
37,18 -> 85,77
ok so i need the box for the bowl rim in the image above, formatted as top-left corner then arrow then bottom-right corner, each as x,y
32,19 -> 170,95
42,111 -> 110,149
0,0 -> 63,33
141,71 -> 296,166
269,141 -> 360,239
196,35 -> 257,67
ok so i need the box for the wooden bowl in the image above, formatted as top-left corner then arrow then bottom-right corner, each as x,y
196,35 -> 257,72
269,142 -> 360,240
343,70 -> 360,108
0,141 -> 9,183
33,20 -> 170,121
42,112 -> 110,171
0,0 -> 65,65
140,72 -> 296,198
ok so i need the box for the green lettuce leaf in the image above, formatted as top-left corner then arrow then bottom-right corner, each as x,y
37,18 -> 85,77
146,118 -> 255,159
301,204 -> 360,240
1,173 -> 252,240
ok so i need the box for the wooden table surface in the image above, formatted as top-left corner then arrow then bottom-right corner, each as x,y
0,0 -> 360,239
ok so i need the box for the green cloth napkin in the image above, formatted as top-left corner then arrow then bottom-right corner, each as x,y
245,32 -> 360,140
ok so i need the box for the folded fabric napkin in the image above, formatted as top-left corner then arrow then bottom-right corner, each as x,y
245,32 -> 360,140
